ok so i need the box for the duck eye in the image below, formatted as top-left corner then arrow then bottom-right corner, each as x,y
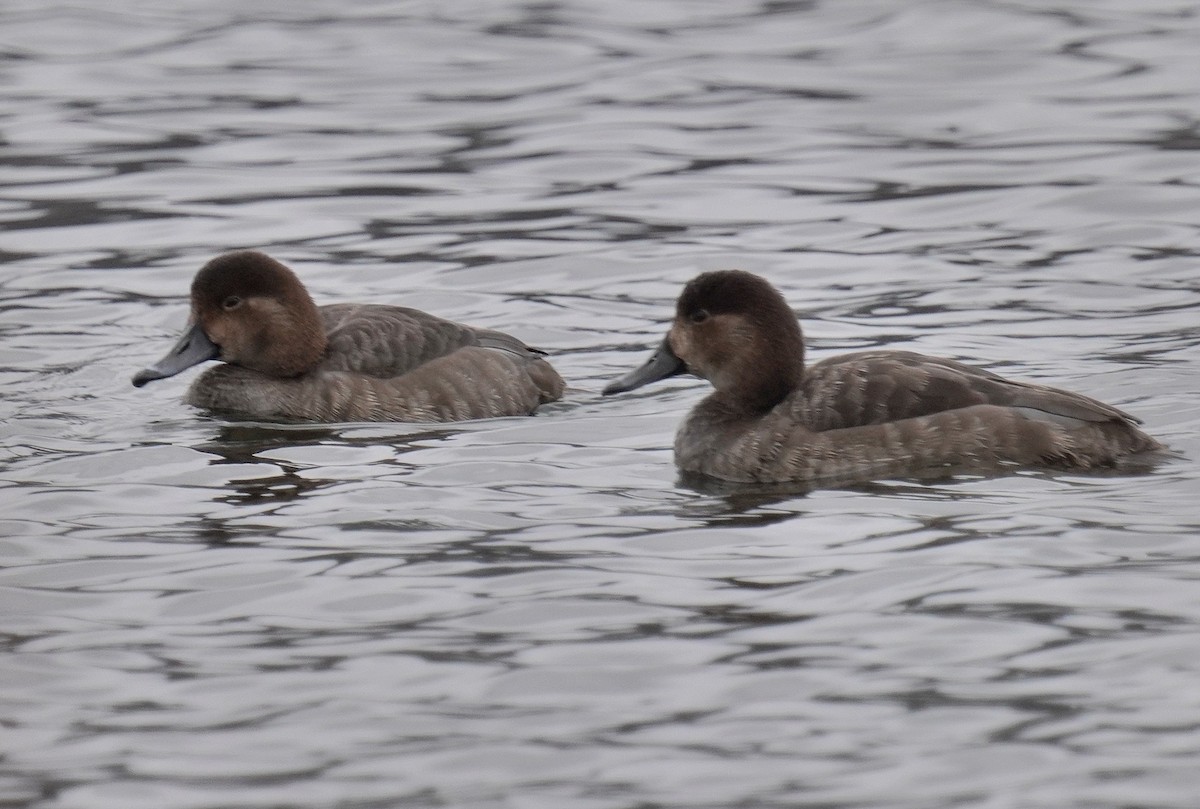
689,308 -> 710,324
221,295 -> 242,311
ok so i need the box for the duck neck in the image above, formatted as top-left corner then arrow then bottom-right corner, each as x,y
257,296 -> 328,377
713,327 -> 805,416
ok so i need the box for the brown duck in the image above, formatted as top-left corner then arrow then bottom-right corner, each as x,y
603,270 -> 1162,486
132,251 -> 564,422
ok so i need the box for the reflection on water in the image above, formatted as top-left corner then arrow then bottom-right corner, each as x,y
1,1 -> 1199,807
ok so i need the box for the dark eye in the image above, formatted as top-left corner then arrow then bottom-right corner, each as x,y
222,296 -> 241,311
689,308 -> 710,324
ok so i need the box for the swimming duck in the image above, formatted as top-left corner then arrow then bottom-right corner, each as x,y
132,251 -> 565,422
603,270 -> 1162,485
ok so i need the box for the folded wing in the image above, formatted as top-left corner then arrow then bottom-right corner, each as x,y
799,351 -> 1140,431
318,304 -> 543,378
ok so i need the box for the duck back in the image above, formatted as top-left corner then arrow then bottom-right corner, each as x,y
796,351 -> 1142,430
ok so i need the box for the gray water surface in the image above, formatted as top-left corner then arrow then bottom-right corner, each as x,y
2,1 -> 1199,807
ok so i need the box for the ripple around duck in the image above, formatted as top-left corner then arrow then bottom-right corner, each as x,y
2,0 -> 1200,807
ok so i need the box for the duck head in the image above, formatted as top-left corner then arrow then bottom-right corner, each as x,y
603,270 -> 805,412
132,251 -> 327,387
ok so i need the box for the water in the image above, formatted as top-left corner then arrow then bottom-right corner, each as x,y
2,1 -> 1199,807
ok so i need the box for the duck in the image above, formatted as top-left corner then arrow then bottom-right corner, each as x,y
602,270 -> 1163,486
132,250 -> 565,422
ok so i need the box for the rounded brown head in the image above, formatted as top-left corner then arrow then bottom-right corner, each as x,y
131,251 -> 327,387
604,270 -> 806,412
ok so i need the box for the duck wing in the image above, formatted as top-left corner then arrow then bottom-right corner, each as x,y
797,350 -> 1140,431
318,304 -> 539,378
473,327 -> 550,359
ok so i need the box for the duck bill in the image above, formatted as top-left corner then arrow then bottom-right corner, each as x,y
603,337 -> 687,395
131,322 -> 220,387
